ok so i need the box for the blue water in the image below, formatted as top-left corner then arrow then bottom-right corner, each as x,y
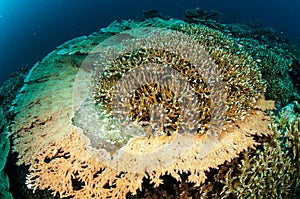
0,0 -> 300,86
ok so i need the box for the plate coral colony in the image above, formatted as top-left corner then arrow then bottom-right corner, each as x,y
3,11 -> 300,199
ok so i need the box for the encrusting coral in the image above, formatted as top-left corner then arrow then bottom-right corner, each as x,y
7,17 -> 299,198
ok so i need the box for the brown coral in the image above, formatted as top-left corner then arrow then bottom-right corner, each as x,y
10,21 -> 274,198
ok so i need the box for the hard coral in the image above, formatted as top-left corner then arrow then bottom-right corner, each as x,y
237,38 -> 296,105
134,102 -> 300,199
207,103 -> 300,198
9,18 -> 282,198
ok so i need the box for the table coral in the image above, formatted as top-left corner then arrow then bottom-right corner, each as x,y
8,18 -> 297,198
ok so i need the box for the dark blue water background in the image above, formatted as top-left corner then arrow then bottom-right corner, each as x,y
0,0 -> 299,86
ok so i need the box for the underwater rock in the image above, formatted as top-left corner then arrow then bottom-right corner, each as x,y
5,17 -> 299,198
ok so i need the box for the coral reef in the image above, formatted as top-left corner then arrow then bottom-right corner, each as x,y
236,38 -> 296,105
178,7 -> 299,106
103,17 -> 299,106
132,102 -> 300,198
91,28 -> 265,137
214,112 -> 299,198
4,16 -> 299,199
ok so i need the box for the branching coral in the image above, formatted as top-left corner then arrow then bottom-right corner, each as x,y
133,102 -> 299,199
209,103 -> 300,198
